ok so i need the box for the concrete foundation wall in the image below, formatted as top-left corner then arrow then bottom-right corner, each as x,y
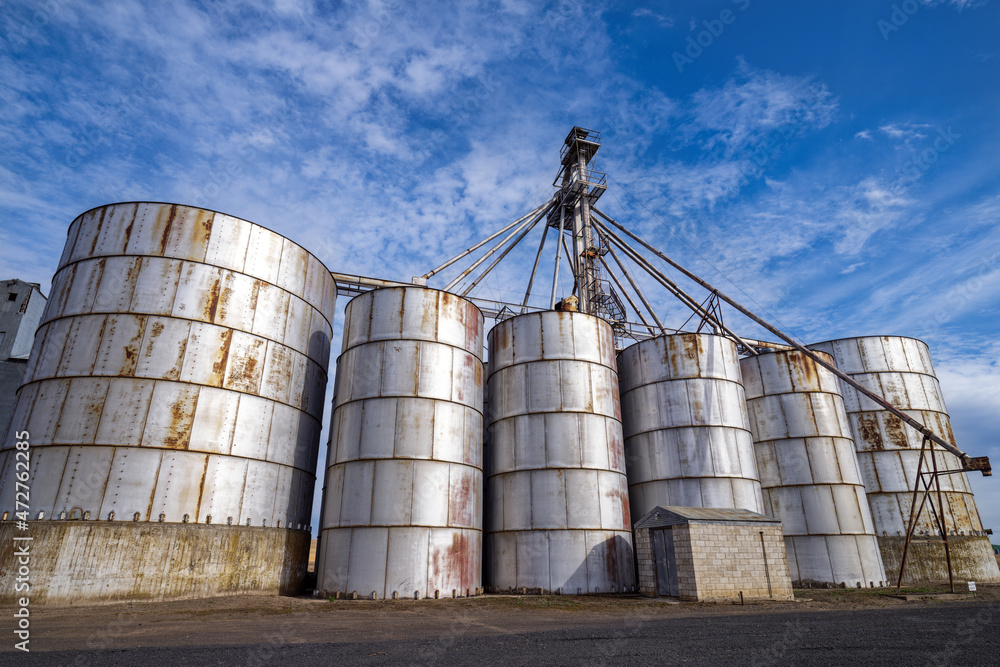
0,521 -> 310,606
878,534 -> 1000,586
677,524 -> 793,602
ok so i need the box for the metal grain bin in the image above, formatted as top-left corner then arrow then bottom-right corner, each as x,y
484,311 -> 634,594
618,334 -> 763,521
317,286 -> 484,599
0,202 -> 336,604
810,336 -> 1000,584
740,350 -> 886,587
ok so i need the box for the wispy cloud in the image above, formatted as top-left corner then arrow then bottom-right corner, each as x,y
878,122 -> 933,143
633,7 -> 675,27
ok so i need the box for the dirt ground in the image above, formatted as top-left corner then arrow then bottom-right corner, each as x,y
12,584 -> 997,653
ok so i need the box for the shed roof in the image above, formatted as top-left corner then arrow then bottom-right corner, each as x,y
634,506 -> 780,529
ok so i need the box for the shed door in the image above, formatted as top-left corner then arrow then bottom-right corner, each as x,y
652,527 -> 679,597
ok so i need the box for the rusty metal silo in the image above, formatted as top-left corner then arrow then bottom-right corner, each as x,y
618,334 -> 763,521
810,336 -> 1000,584
0,202 -> 336,605
740,350 -> 886,587
317,286 -> 484,600
484,311 -> 634,594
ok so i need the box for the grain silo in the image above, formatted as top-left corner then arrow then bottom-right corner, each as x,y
484,310 -> 634,594
740,349 -> 886,587
810,336 -> 1000,584
317,286 -> 484,600
0,202 -> 337,605
617,333 -> 763,521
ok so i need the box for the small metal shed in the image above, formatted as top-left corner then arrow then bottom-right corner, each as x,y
633,506 -> 794,602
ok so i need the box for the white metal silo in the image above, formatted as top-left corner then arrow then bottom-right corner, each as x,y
740,349 -> 886,587
0,202 -> 336,605
810,336 -> 1000,584
484,310 -> 634,594
617,334 -> 763,521
317,286 -> 484,600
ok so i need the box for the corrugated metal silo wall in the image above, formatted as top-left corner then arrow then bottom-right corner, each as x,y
740,349 -> 886,587
810,336 -> 1000,584
618,334 -> 763,521
484,311 -> 634,594
318,286 -> 484,599
0,202 -> 337,604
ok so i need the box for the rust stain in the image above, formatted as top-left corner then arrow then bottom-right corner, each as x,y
206,278 -> 221,322
428,530 -> 470,592
611,375 -> 621,420
603,537 -> 619,580
92,257 -> 108,303
451,474 -> 473,527
159,204 -> 178,254
465,305 -> 480,351
682,335 -> 698,362
497,320 -> 512,359
163,393 -> 196,449
216,274 -> 234,324
454,355 -> 475,403
199,211 -> 214,247
249,280 -> 260,311
146,321 -> 165,357
691,397 -> 704,423
123,209 -> 135,249
211,329 -> 233,386
264,345 -> 293,395
227,338 -> 264,392
194,455 -> 210,522
421,290 -> 436,336
858,413 -> 884,450
883,413 -> 908,449
608,430 -> 624,472
462,532 -> 476,592
791,351 -> 818,389
121,315 -> 146,377
125,257 -> 142,293
90,207 -> 107,255
167,336 -> 188,380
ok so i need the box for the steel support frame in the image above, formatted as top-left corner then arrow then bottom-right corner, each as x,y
593,206 -> 985,466
896,435 -> 960,593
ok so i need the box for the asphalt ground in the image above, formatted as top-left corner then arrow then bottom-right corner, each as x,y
2,590 -> 997,666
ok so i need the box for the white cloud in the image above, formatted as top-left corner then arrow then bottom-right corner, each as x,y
679,61 -> 838,158
877,122 -> 933,143
633,8 -> 675,27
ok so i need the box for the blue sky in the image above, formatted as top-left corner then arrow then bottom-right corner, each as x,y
2,0 -> 998,536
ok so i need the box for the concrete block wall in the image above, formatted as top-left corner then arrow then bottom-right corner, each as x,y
635,526 -> 657,597
679,523 -> 794,602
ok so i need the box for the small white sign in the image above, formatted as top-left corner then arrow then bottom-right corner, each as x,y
968,581 -> 977,592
